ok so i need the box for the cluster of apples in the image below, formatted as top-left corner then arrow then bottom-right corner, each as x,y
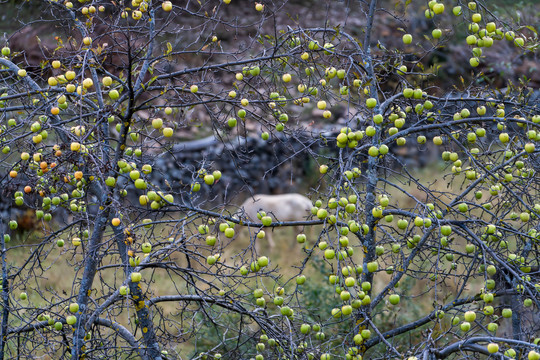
335,127 -> 365,149
212,219 -> 234,239
10,147 -> 98,224
228,37 -> 366,139
119,0 -> 154,19
326,265 -> 377,319
306,195 -> 408,319
449,306 -> 531,353
458,2 -> 525,68
46,66 -> 94,98
310,194 -> 364,231
138,190 -> 174,210
32,312 -> 66,333
149,117 -> 174,139
403,1 -> 526,69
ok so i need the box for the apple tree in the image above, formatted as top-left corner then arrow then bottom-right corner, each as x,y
0,0 -> 539,359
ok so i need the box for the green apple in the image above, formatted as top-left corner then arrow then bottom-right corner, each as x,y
204,174 -> 215,185
206,255 -> 217,266
388,294 -> 400,305
483,306 -> 494,315
317,209 -> 328,219
476,105 -> 486,115
300,324 -> 311,334
344,277 -> 355,287
119,286 -> 129,295
134,179 -> 147,190
441,225 -> 452,236
261,216 -> 272,226
66,315 -> 77,325
469,57 -> 480,67
397,219 -> 408,230
141,242 -> 152,253
280,306 -> 292,316
105,177 -> 116,187
466,35 -> 477,45
240,266 -> 248,276
108,89 -> 119,100
273,296 -> 284,306
131,272 -> 142,282
324,249 -> 335,260
402,88 -> 413,98
366,98 -> 377,108
504,349 -> 516,358
250,262 -> 260,272
433,3 -> 444,14
141,164 -> 152,175
9,220 -> 17,230
218,223 -> 228,233
257,256 -> 269,267
69,303 -> 79,313
514,37 -> 525,46
150,118 -> 163,130
366,261 -> 378,273
129,132 -> 139,142
464,311 -> 476,322
402,34 -> 412,44
340,290 -> 351,301
163,127 -> 173,137
525,143 -> 535,153
487,322 -> 498,332
368,146 -> 379,157
487,343 -> 499,354
371,206 -> 382,217
365,126 -> 376,137
341,305 -> 352,316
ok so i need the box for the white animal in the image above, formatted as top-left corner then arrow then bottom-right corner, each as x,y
236,193 -> 313,251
